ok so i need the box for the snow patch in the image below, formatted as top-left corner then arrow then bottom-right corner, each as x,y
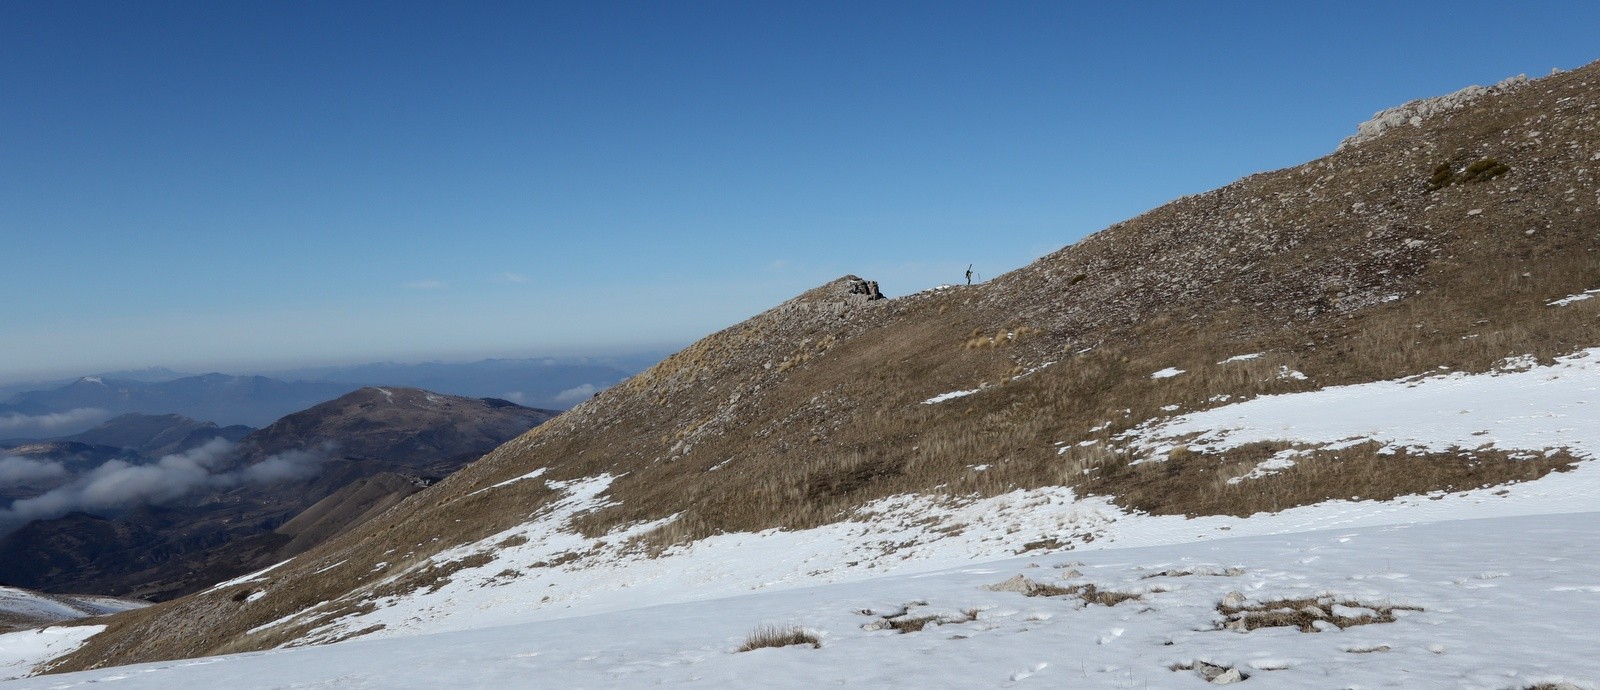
207,559 -> 293,591
923,388 -> 981,404
467,467 -> 548,497
1549,289 -> 1600,306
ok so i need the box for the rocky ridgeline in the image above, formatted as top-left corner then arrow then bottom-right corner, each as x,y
1340,73 -> 1532,150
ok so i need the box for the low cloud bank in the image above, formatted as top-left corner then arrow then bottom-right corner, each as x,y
0,456 -> 70,485
0,408 -> 113,437
0,438 -> 331,533
553,383 -> 599,405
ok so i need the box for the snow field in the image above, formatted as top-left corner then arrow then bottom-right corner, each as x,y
5,513 -> 1598,688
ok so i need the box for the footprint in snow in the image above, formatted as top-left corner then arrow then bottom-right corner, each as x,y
1097,627 -> 1125,645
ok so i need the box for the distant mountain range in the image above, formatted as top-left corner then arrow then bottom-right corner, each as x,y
0,356 -> 660,437
259,355 -> 662,409
56,413 -> 254,458
0,374 -> 357,431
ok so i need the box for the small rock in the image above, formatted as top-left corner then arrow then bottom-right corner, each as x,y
1211,668 -> 1245,685
984,575 -> 1042,594
1192,661 -> 1227,680
1220,591 -> 1247,608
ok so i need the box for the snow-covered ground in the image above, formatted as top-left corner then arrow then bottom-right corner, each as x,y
4,513 -> 1597,688
0,590 -> 144,628
3,351 -> 1598,686
0,626 -> 103,683
0,589 -> 145,682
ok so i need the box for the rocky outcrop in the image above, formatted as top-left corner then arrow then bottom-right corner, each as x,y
848,278 -> 884,301
1339,73 -> 1531,149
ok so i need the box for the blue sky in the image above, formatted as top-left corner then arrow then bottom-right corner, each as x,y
3,2 -> 1598,382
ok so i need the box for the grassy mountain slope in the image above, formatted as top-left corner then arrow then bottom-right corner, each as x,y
47,61 -> 1600,672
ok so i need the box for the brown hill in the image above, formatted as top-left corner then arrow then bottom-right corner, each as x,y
47,61 -> 1600,672
0,388 -> 556,601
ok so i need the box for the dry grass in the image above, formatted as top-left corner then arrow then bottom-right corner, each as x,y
864,605 -> 980,634
737,624 -> 820,652
984,575 -> 1139,607
1025,582 -> 1141,607
1218,596 -> 1421,632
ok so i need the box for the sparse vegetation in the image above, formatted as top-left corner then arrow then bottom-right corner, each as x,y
985,575 -> 1139,606
1027,582 -> 1140,607
1427,157 -> 1511,190
737,624 -> 820,652
1217,596 -> 1421,632
861,603 -> 981,633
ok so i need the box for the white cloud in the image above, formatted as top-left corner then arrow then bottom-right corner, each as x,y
0,439 -> 334,533
406,280 -> 447,290
501,271 -> 528,284
0,456 -> 69,486
553,383 -> 599,405
0,408 -> 112,436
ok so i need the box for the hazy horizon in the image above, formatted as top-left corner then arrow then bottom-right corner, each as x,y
6,2 -> 1598,382
0,344 -> 679,387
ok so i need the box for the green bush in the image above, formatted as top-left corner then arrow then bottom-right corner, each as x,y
1427,157 -> 1510,191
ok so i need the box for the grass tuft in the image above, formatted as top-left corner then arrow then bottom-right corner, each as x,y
737,624 -> 821,652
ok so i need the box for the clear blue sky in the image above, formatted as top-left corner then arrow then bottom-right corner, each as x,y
3,1 -> 1597,382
